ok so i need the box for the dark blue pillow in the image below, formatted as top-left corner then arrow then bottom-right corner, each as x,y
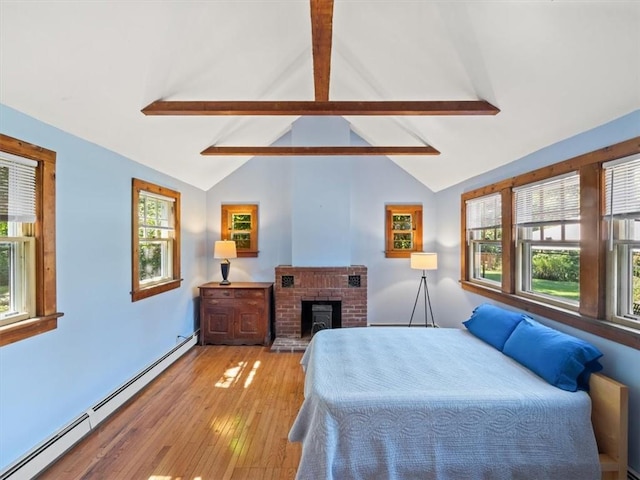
462,303 -> 526,351
502,318 -> 603,392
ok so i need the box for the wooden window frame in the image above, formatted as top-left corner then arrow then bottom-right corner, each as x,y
604,157 -> 640,329
131,178 -> 182,302
385,204 -> 423,258
221,204 -> 259,257
465,193 -> 503,288
460,136 -> 640,350
0,134 -> 62,347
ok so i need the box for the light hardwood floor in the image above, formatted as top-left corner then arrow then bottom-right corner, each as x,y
38,346 -> 305,480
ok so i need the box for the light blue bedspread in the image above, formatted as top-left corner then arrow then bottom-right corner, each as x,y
288,327 -> 600,480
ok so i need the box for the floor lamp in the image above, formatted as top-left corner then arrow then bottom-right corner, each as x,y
408,252 -> 438,327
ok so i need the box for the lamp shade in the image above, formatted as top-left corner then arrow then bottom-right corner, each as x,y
411,252 -> 437,270
214,240 -> 237,259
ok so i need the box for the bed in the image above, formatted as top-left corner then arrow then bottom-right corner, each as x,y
288,325 -> 628,480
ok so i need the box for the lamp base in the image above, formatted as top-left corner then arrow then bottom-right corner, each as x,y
220,261 -> 231,285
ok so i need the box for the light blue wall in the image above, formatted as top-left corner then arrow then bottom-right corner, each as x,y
291,117 -> 352,266
0,105 -> 208,470
205,116 -> 437,325
432,109 -> 640,471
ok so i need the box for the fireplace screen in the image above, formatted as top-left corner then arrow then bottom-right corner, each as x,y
311,304 -> 333,336
301,300 -> 342,338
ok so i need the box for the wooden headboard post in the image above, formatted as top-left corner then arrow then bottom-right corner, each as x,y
589,372 -> 629,480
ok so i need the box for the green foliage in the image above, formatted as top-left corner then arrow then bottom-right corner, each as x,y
0,237 -> 8,313
139,243 -> 162,281
486,251 -> 581,302
0,242 -> 8,285
232,214 -> 252,231
392,214 -> 412,230
633,251 -> 640,305
482,228 -> 501,241
232,233 -> 251,249
532,250 -> 580,282
393,233 -> 413,249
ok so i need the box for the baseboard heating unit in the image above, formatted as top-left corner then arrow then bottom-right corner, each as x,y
0,332 -> 198,480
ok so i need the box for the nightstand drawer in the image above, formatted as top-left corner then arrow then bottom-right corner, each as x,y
203,298 -> 233,306
234,289 -> 265,299
202,289 -> 234,299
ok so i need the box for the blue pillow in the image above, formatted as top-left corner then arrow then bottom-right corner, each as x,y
502,318 -> 603,392
462,303 -> 526,350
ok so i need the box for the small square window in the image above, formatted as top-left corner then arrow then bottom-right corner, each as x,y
385,204 -> 423,258
222,204 -> 259,257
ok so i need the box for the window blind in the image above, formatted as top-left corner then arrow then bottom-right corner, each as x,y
604,155 -> 640,218
466,193 -> 501,229
514,173 -> 580,226
0,153 -> 37,223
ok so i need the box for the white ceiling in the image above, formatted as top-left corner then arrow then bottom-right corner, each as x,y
1,1 -> 639,192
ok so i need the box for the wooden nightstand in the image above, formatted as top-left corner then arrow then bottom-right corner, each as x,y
198,282 -> 273,346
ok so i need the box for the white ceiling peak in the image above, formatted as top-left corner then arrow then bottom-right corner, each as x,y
1,1 -> 638,192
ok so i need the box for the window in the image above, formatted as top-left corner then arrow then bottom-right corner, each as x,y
0,134 -> 61,347
466,193 -> 502,287
604,154 -> 640,329
131,179 -> 181,301
0,154 -> 36,326
460,136 -> 640,349
514,173 -> 581,308
385,204 -> 423,258
221,204 -> 258,257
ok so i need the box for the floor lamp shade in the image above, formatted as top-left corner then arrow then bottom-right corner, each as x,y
214,240 -> 237,285
411,252 -> 438,270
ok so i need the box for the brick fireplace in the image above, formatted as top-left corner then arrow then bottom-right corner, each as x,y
274,265 -> 367,338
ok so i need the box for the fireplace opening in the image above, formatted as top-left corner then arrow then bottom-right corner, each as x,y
301,300 -> 342,339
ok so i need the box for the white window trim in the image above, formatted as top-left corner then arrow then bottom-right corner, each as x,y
0,236 -> 35,326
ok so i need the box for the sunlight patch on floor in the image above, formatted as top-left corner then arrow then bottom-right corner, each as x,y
215,361 -> 247,388
215,360 -> 261,388
244,360 -> 260,388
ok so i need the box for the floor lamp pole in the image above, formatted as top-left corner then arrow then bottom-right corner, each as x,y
409,270 -> 436,327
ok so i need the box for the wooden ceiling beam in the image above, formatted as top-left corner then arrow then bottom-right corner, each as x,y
201,145 -> 440,156
142,100 -> 500,116
310,0 -> 334,101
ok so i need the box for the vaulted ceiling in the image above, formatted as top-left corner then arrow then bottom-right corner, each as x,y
1,1 -> 638,192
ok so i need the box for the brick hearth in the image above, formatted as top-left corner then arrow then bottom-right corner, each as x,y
274,265 -> 367,338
